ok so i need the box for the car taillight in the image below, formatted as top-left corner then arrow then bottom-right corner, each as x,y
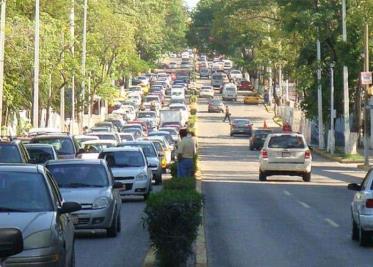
366,199 -> 373,208
305,150 -> 311,159
261,150 -> 268,158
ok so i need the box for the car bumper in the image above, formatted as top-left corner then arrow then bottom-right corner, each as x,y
118,179 -> 150,196
359,214 -> 373,231
151,166 -> 162,178
260,161 -> 312,173
72,206 -> 114,229
231,129 -> 252,135
223,96 -> 236,100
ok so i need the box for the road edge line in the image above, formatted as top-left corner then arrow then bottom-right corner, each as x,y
196,175 -> 208,267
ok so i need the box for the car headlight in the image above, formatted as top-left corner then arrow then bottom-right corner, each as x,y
24,230 -> 52,249
136,173 -> 148,180
92,197 -> 110,209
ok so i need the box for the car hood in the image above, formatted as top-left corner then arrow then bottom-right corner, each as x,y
110,166 -> 145,178
60,187 -> 110,204
0,212 -> 54,238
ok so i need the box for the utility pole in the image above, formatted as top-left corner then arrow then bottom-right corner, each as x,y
87,73 -> 91,127
32,0 -> 40,128
60,32 -> 65,132
0,0 -> 6,129
330,63 -> 335,154
317,30 -> 324,149
342,0 -> 350,154
363,23 -> 369,166
69,0 -> 75,134
81,0 -> 87,125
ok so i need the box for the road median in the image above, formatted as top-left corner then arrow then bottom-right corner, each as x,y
312,147 -> 364,164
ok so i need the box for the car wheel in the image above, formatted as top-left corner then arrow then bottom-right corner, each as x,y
303,172 -> 311,182
259,171 -> 267,181
107,214 -> 118,237
359,225 -> 371,246
352,217 -> 359,241
117,213 -> 122,233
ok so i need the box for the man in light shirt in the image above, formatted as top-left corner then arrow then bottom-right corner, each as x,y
177,128 -> 196,178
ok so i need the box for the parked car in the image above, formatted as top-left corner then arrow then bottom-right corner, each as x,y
208,99 -> 225,113
46,159 -> 122,237
348,172 -> 373,246
0,139 -> 31,163
30,134 -> 77,159
259,133 -> 312,182
249,129 -> 273,150
98,147 -> 153,200
25,144 -> 58,164
230,119 -> 253,137
0,165 -> 81,266
118,141 -> 162,184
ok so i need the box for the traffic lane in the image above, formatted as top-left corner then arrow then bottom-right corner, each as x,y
203,181 -> 373,267
75,182 -> 166,267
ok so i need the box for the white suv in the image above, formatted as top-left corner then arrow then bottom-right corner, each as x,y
99,147 -> 153,200
259,133 -> 312,182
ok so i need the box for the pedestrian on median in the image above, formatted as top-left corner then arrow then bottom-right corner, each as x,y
177,128 -> 196,178
223,105 -> 231,123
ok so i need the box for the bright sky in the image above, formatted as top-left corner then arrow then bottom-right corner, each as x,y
185,0 -> 199,10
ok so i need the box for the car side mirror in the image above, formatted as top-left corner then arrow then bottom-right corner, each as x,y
113,182 -> 123,189
59,202 -> 81,214
348,183 -> 361,191
308,145 -> 313,151
0,228 -> 23,260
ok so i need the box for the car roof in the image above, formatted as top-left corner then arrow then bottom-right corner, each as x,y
46,159 -> 105,165
101,146 -> 142,152
31,134 -> 71,139
81,140 -> 117,145
269,133 -> 304,137
0,164 -> 44,173
25,143 -> 54,148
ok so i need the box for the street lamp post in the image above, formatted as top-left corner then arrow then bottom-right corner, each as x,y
0,0 -> 6,130
316,30 -> 324,149
363,23 -> 370,167
69,0 -> 75,134
81,0 -> 87,126
330,63 -> 335,154
342,0 -> 350,154
32,0 -> 40,128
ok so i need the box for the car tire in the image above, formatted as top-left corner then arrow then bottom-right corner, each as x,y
107,214 -> 118,238
259,171 -> 267,181
352,217 -> 359,241
359,225 -> 371,246
303,172 -> 311,182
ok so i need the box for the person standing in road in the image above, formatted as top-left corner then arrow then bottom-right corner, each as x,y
223,106 -> 231,123
177,128 -> 196,178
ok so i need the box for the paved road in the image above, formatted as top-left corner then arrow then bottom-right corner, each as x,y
198,97 -> 373,267
75,183 -> 165,267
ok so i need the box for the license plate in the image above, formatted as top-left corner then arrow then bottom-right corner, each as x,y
282,152 -> 291,157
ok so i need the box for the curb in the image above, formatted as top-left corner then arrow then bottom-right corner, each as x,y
313,148 -> 364,164
195,175 -> 207,267
143,248 -> 156,267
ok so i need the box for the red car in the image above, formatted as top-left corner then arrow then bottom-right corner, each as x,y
238,80 -> 253,91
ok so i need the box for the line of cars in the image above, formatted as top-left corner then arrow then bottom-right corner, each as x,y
0,65 -> 192,265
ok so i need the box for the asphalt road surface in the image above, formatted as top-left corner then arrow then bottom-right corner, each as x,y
197,95 -> 373,267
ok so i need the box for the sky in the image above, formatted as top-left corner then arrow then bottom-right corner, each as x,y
185,0 -> 199,10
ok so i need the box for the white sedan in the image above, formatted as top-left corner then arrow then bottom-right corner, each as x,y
199,86 -> 214,98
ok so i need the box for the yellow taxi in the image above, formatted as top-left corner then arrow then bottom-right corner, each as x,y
244,93 -> 262,105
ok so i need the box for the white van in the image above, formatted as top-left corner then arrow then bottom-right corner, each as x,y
222,83 -> 238,101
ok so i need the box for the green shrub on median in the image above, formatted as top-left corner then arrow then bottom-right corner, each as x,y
163,177 -> 196,191
144,189 -> 202,267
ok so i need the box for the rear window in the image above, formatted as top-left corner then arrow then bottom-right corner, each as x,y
120,144 -> 157,157
233,120 -> 251,125
32,137 -> 75,155
96,135 -> 116,141
268,135 -> 305,149
100,151 -> 145,168
26,147 -> 54,163
0,144 -> 22,163
47,164 -> 108,188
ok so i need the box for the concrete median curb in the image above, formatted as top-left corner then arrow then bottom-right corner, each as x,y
313,148 -> 364,164
195,175 -> 207,267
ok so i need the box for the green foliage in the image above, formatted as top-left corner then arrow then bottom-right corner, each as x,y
144,189 -> 202,267
163,177 -> 196,191
170,162 -> 177,178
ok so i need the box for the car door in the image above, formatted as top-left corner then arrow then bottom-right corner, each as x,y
46,171 -> 74,265
353,172 -> 373,220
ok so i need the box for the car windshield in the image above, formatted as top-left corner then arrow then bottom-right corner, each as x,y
268,136 -> 305,149
152,142 -> 163,152
32,137 -> 75,155
254,131 -> 271,139
47,164 -> 108,188
0,144 -> 22,163
233,120 -> 250,125
102,151 -> 145,168
94,134 -> 116,141
26,147 -> 54,163
138,112 -> 155,118
0,172 -> 52,212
